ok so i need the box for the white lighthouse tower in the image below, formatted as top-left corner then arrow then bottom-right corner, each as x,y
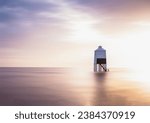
94,46 -> 107,72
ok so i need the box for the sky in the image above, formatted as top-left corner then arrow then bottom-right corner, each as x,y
0,0 -> 150,69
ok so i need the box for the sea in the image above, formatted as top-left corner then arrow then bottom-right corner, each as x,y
0,67 -> 150,106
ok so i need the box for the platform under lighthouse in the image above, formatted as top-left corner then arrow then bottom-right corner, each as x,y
94,46 -> 107,72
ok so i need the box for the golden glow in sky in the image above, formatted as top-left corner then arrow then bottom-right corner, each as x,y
71,20 -> 101,42
0,0 -> 150,70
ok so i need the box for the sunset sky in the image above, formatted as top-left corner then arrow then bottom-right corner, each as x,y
0,0 -> 150,69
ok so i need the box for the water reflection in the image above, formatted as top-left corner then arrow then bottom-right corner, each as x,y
91,71 -> 150,106
92,72 -> 109,105
0,67 -> 150,106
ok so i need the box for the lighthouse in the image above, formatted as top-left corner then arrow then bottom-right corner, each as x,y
94,46 -> 107,72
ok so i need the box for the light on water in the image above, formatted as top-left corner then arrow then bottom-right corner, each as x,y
0,67 -> 150,106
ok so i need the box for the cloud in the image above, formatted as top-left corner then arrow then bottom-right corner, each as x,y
68,0 -> 150,21
0,0 -> 58,12
69,0 -> 150,15
0,0 -> 60,23
67,0 -> 150,36
1,0 -> 150,45
0,0 -> 103,47
0,0 -> 67,47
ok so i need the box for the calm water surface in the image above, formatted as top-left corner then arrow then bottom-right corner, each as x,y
0,67 -> 150,106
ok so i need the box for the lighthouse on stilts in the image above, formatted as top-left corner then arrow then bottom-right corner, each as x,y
94,46 -> 108,72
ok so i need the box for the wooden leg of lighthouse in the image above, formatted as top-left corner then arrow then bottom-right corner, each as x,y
100,64 -> 107,72
98,64 -> 101,72
94,56 -> 97,72
94,63 -> 97,72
